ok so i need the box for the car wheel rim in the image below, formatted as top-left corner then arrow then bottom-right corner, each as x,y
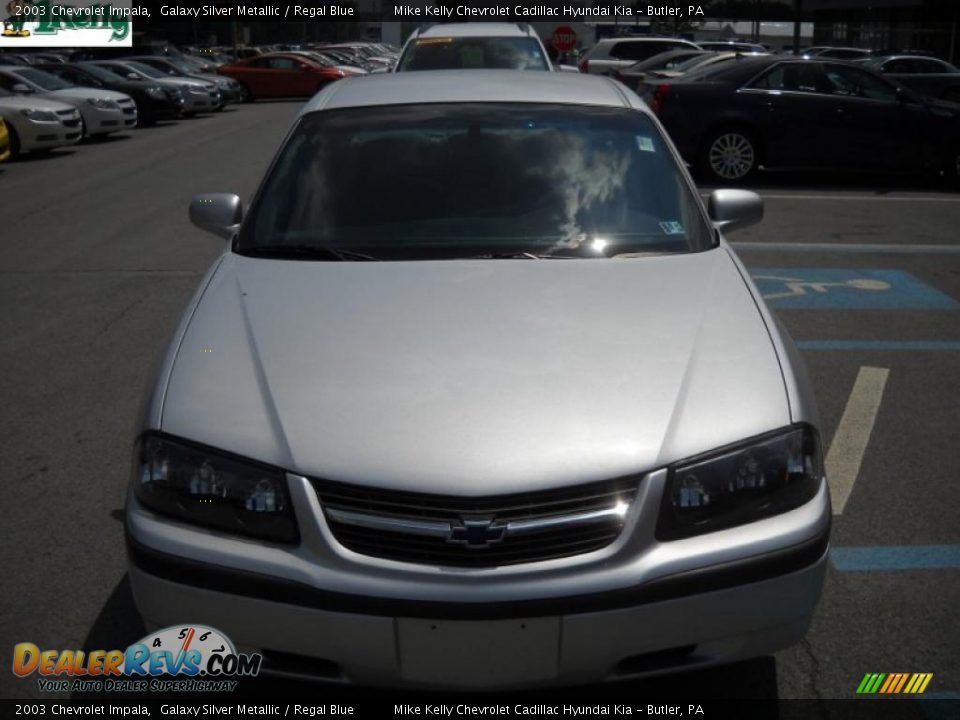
709,133 -> 755,180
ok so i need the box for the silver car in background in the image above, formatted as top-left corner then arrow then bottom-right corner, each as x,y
0,65 -> 136,136
126,70 -> 830,690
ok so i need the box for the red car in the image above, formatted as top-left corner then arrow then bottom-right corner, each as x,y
217,53 -> 353,101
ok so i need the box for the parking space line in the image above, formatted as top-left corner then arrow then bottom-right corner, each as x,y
825,366 -> 890,515
756,194 -> 960,202
831,545 -> 960,571
702,193 -> 960,203
798,341 -> 960,351
733,242 -> 960,254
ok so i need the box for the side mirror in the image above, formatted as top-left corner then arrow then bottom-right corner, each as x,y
707,189 -> 763,232
12,83 -> 32,94
557,65 -> 581,73
190,193 -> 242,239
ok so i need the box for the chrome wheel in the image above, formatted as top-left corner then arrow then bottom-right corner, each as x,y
708,132 -> 756,181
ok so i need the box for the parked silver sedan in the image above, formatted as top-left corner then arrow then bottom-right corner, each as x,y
126,70 -> 831,690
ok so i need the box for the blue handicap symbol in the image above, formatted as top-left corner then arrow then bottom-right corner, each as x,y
749,268 -> 959,310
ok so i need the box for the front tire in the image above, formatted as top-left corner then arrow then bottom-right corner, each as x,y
700,128 -> 760,183
6,124 -> 20,158
945,145 -> 960,187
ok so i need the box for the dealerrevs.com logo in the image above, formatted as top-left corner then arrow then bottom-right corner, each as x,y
1,0 -> 137,46
13,625 -> 262,693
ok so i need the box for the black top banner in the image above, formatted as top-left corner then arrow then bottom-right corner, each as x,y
12,0 -> 960,24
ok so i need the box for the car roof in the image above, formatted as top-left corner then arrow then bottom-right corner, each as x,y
417,23 -> 536,39
599,37 -> 697,45
300,70 -> 633,115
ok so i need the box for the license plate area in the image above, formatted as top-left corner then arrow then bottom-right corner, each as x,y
396,617 -> 560,687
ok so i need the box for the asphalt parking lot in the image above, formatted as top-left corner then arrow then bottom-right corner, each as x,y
0,102 -> 957,703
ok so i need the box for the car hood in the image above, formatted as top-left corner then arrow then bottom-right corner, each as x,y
160,249 -> 790,495
0,95 -> 76,112
45,87 -> 130,102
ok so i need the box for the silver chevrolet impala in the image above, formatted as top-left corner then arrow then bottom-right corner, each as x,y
126,70 -> 831,689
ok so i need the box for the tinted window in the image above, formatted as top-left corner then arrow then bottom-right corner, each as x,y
611,41 -> 686,62
77,63 -> 126,82
881,58 -> 914,73
748,63 -> 831,93
10,68 -> 73,90
267,57 -> 298,70
823,65 -> 897,101
398,37 -> 548,71
243,104 -> 711,260
913,58 -> 954,73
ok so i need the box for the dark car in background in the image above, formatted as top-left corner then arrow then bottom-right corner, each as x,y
644,56 -> 960,183
37,62 -> 183,124
127,55 -> 243,105
862,54 -> 960,103
91,59 -> 221,115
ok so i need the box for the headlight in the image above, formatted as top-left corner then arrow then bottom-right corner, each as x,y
145,87 -> 165,99
86,98 -> 119,110
186,86 -> 206,95
135,433 -> 299,543
20,108 -> 58,122
656,425 -> 822,541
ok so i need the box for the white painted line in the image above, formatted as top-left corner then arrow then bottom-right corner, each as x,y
760,194 -> 960,202
731,242 -> 960,254
825,366 -> 890,515
701,193 -> 960,203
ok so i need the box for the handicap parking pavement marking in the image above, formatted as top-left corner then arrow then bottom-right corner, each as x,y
749,268 -> 959,309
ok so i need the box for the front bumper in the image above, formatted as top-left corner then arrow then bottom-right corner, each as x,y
128,535 -> 827,689
22,124 -> 81,150
126,471 -> 830,690
80,105 -> 136,135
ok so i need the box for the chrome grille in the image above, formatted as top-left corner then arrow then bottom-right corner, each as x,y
313,477 -> 640,567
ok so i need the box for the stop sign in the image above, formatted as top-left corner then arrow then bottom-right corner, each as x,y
551,26 -> 577,53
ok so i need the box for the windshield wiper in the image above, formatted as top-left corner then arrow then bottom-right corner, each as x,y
240,245 -> 379,261
466,252 -> 580,260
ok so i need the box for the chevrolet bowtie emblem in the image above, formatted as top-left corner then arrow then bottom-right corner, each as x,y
446,516 -> 507,548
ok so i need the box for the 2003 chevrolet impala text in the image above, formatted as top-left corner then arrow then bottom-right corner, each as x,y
125,70 -> 831,689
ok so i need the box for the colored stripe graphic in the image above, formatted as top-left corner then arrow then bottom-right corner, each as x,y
857,673 -> 933,694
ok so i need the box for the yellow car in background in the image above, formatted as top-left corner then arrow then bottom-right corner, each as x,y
0,118 -> 10,163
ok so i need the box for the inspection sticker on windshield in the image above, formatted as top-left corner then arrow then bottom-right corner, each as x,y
660,221 -> 684,235
636,136 -> 656,152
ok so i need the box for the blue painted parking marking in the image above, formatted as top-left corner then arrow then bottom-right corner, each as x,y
749,268 -> 959,309
831,545 -> 960,571
797,341 -> 960,351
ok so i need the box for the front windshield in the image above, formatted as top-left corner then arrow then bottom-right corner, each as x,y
241,104 -> 711,260
168,58 -> 199,74
398,37 -> 549,71
78,63 -> 125,83
14,68 -> 74,90
123,61 -> 168,80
